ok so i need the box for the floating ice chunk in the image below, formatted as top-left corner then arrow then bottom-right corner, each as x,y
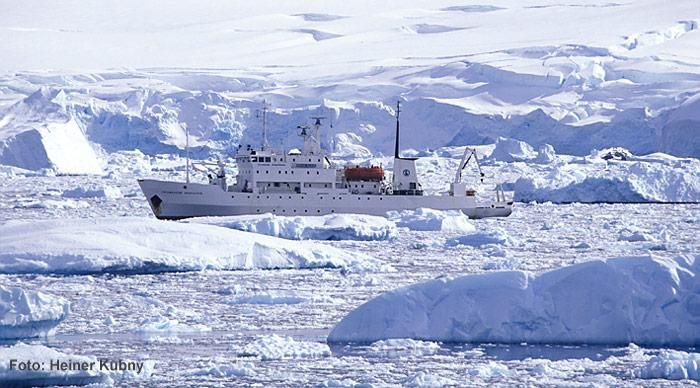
0,343 -> 154,386
0,217 -> 380,274
446,228 -> 511,247
0,286 -> 70,339
366,338 -> 440,358
489,137 -> 537,162
404,371 -> 457,387
387,208 -> 476,233
317,378 -> 362,387
328,255 -> 700,346
192,361 -> 255,377
467,361 -> 511,378
534,144 -> 556,164
239,335 -> 331,360
636,349 -> 700,380
618,228 -> 653,242
62,185 -> 122,199
135,317 -> 211,335
189,213 -> 397,241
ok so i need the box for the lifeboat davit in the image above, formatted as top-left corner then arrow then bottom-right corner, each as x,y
344,166 -> 384,181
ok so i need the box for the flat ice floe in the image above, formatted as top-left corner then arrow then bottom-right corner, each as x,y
446,228 -> 512,247
0,286 -> 70,339
0,343 -> 154,386
0,217 -> 380,274
188,213 -> 397,241
328,254 -> 700,346
387,208 -> 476,233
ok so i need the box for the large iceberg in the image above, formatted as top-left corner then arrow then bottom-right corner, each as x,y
328,254 -> 700,346
0,217 -> 380,275
0,287 -> 70,339
0,343 -> 154,386
386,208 -> 476,233
188,213 -> 397,241
636,349 -> 700,381
514,152 -> 700,203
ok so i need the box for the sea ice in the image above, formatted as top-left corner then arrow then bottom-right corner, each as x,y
0,286 -> 70,339
62,185 -> 122,199
188,213 -> 397,241
135,317 -> 212,335
387,208 -> 476,233
403,371 -> 458,387
445,228 -> 511,247
0,217 -> 381,274
0,343 -> 154,386
328,254 -> 700,346
239,335 -> 331,360
192,361 -> 256,377
366,338 -> 440,358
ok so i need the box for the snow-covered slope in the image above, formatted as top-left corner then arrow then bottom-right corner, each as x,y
0,0 -> 698,169
328,254 -> 700,346
0,286 -> 70,339
0,217 -> 380,274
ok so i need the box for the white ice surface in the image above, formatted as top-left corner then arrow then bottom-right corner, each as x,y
513,149 -> 700,203
0,286 -> 70,339
636,349 -> 700,381
135,317 -> 212,335
387,208 -> 476,233
446,228 -> 512,247
239,334 -> 331,361
0,217 -> 380,274
329,254 -> 700,346
188,213 -> 397,241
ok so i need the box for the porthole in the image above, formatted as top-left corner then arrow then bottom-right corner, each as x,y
331,209 -> 335,213
317,210 -> 321,213
183,185 -> 187,189
304,209 -> 308,213
256,209 -> 260,213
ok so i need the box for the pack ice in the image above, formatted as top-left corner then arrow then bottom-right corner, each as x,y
0,343 -> 153,386
0,217 -> 380,275
328,255 -> 700,346
188,213 -> 397,241
0,286 -> 70,339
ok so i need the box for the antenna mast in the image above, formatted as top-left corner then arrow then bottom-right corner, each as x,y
261,99 -> 270,150
184,123 -> 190,183
394,100 -> 401,158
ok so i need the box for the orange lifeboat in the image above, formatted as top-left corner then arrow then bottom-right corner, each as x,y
344,165 -> 384,182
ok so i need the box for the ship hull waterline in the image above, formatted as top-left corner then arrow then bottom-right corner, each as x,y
138,179 -> 513,220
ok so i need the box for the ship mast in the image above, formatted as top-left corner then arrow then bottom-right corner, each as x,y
261,99 -> 270,150
394,100 -> 401,158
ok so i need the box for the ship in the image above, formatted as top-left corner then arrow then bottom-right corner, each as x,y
138,102 -> 513,219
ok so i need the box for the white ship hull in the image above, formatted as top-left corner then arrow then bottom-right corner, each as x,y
138,179 -> 513,220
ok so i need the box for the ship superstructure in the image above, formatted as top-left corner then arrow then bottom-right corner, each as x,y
138,102 -> 513,219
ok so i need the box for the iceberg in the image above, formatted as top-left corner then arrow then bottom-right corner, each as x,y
188,213 -> 397,241
514,153 -> 700,203
328,254 -> 700,346
0,286 -> 70,339
636,349 -> 700,381
387,208 -> 476,233
0,217 -> 381,275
